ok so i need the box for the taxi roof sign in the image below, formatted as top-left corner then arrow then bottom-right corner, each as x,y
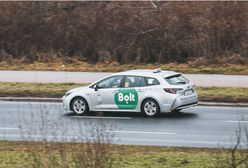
153,68 -> 161,73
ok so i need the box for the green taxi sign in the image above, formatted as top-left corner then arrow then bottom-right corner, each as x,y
114,88 -> 138,109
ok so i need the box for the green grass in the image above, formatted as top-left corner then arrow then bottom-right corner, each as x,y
0,61 -> 248,75
0,141 -> 231,168
0,82 -> 86,98
0,82 -> 248,103
197,87 -> 248,103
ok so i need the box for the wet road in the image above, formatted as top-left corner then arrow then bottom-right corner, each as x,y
0,101 -> 248,148
0,70 -> 247,87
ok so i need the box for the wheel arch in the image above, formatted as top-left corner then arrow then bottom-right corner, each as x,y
140,97 -> 161,112
70,96 -> 89,111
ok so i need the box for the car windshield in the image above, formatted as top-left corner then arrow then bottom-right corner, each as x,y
164,74 -> 189,85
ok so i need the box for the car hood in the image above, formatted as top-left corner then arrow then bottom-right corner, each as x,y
66,86 -> 89,94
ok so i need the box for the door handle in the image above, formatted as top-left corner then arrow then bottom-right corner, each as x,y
112,90 -> 118,93
138,89 -> 144,92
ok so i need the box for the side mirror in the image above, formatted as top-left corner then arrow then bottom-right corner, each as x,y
94,84 -> 98,91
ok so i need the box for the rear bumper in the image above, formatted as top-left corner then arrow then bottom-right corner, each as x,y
170,93 -> 198,111
172,102 -> 198,111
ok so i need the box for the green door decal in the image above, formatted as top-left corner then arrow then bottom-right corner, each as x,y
114,88 -> 138,109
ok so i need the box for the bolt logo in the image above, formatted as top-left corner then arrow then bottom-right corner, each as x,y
114,89 -> 138,109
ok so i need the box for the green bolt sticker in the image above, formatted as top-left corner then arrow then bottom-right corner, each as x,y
114,88 -> 138,109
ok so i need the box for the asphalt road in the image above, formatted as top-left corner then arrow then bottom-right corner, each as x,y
0,101 -> 248,148
0,70 -> 248,87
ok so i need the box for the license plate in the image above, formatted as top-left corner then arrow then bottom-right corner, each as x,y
184,90 -> 193,96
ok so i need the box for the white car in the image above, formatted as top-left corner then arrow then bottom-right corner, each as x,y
62,69 -> 198,117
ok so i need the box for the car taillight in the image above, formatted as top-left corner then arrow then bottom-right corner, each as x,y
192,84 -> 196,90
164,88 -> 183,94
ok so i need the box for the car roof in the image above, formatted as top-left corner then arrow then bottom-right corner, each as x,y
112,69 -> 180,78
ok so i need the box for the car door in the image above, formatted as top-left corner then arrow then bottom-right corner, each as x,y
90,75 -> 124,111
114,75 -> 148,111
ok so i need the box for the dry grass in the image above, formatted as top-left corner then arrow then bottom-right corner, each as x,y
0,61 -> 248,75
0,141 -> 230,168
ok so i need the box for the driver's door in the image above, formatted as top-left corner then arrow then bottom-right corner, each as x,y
90,75 -> 123,111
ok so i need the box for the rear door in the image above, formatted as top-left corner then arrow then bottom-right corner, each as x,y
114,75 -> 148,111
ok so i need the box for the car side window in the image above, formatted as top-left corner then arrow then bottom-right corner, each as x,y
97,76 -> 123,89
139,77 -> 146,87
145,77 -> 160,86
123,76 -> 146,88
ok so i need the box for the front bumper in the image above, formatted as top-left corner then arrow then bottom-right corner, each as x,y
62,96 -> 70,111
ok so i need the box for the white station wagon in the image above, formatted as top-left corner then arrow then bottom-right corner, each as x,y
62,69 -> 198,117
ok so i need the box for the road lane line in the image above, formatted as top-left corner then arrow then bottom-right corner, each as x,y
69,116 -> 132,120
107,130 -> 176,135
0,127 -> 19,130
226,121 -> 248,123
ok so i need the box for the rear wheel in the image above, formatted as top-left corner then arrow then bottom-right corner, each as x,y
70,97 -> 89,115
141,99 -> 160,118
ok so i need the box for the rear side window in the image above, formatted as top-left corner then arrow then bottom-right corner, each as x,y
145,77 -> 160,86
124,76 -> 146,87
123,76 -> 159,87
164,74 -> 189,85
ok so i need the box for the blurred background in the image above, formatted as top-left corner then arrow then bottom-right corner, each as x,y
0,1 -> 247,66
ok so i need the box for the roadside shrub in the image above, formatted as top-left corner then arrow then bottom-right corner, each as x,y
17,104 -> 116,168
0,1 -> 248,64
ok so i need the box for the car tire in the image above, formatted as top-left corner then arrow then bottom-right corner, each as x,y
141,98 -> 160,118
70,97 -> 89,115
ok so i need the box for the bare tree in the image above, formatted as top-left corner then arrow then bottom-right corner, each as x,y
0,1 -> 248,64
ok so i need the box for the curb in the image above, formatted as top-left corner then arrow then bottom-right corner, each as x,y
198,102 -> 248,107
0,97 -> 248,107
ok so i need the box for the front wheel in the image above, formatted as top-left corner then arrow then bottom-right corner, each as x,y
141,99 -> 160,118
70,97 -> 89,115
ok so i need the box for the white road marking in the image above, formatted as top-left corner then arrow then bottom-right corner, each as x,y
107,130 -> 176,135
0,127 -> 19,130
226,121 -> 248,123
69,116 -> 132,120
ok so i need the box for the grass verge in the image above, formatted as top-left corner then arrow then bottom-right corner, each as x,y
0,82 -> 85,98
0,82 -> 248,103
0,141 -> 230,168
197,87 -> 248,103
0,61 -> 248,75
